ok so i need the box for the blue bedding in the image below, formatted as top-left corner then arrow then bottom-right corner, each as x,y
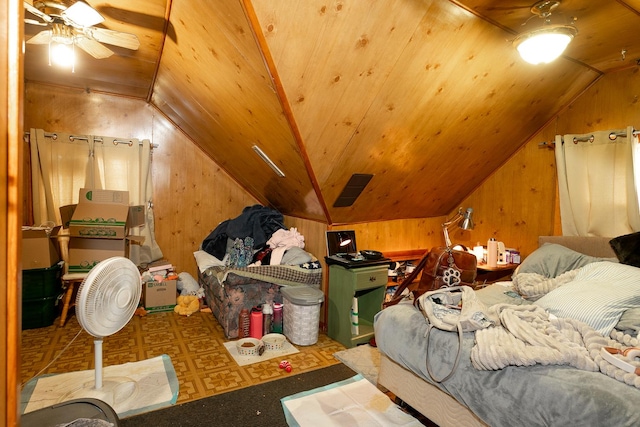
374,285 -> 640,427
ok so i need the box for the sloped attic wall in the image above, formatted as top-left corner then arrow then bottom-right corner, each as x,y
459,67 -> 640,257
150,0 -> 601,225
23,83 -> 261,278
333,67 -> 640,259
22,1 -> 640,226
23,82 -> 333,280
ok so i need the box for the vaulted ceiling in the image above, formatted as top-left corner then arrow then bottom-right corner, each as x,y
22,0 -> 640,224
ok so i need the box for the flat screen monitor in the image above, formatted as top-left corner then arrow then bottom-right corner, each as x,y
326,230 -> 357,256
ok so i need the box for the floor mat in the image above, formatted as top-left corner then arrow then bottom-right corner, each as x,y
21,354 -> 178,418
281,374 -> 421,426
333,344 -> 380,385
224,339 -> 299,366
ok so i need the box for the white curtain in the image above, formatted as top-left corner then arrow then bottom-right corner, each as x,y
30,128 -> 163,264
555,125 -> 640,237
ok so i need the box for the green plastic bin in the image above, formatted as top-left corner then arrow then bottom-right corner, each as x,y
22,262 -> 63,329
22,262 -> 63,299
22,295 -> 60,329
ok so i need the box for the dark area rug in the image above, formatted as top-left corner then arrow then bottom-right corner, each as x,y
120,364 -> 356,427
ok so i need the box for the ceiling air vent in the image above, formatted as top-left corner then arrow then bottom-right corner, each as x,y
333,174 -> 373,207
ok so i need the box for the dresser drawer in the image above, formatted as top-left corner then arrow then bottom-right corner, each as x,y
351,266 -> 388,290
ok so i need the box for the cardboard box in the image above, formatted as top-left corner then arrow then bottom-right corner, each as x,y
66,189 -> 144,239
69,202 -> 131,238
60,189 -> 146,273
67,238 -> 128,273
22,226 -> 62,270
144,279 -> 177,313
79,188 -> 129,204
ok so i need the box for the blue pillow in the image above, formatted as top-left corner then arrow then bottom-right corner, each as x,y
517,243 -> 612,278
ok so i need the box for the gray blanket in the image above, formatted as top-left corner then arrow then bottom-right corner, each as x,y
374,287 -> 640,427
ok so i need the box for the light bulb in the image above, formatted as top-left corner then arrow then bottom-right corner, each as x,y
51,42 -> 75,68
517,32 -> 572,64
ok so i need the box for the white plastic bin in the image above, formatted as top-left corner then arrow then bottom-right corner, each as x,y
281,285 -> 324,346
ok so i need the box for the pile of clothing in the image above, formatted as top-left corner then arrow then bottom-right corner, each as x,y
201,205 -> 313,268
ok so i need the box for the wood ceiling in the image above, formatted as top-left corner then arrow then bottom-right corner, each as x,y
22,0 -> 640,224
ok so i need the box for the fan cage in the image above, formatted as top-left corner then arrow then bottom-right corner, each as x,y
76,257 -> 141,338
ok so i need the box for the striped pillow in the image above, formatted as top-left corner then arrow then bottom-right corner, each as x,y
534,262 -> 640,336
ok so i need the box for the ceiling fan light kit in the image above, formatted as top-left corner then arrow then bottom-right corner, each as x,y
48,23 -> 76,69
24,0 -> 140,70
513,0 -> 578,65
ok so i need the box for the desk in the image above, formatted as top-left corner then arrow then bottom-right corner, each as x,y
476,263 -> 519,284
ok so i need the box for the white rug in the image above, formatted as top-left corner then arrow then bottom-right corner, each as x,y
224,339 -> 299,366
333,344 -> 380,385
281,374 -> 422,426
21,354 -> 178,418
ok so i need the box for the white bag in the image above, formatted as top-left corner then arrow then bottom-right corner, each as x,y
415,285 -> 496,382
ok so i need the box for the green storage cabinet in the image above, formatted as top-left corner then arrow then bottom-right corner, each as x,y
22,262 -> 63,329
327,264 -> 387,348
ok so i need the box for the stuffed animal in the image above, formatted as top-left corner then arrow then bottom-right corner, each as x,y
177,272 -> 205,298
174,295 -> 200,316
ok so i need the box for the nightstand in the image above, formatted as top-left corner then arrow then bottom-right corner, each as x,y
327,263 -> 388,348
476,263 -> 519,285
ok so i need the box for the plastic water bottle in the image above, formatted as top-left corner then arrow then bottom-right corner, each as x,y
238,308 -> 250,338
250,306 -> 263,339
272,303 -> 283,333
262,303 -> 273,336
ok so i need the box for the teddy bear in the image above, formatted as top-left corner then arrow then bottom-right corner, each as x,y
174,295 -> 200,316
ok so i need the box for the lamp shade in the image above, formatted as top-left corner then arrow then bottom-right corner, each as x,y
442,207 -> 474,248
458,208 -> 474,230
514,26 -> 577,65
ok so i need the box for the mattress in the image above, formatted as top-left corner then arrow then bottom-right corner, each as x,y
374,282 -> 640,427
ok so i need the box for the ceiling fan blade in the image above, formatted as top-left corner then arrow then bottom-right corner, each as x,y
62,1 -> 105,27
75,37 -> 114,59
25,18 -> 48,26
26,30 -> 52,45
86,28 -> 140,50
23,1 -> 53,23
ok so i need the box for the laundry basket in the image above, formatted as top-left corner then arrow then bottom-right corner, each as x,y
281,286 -> 324,346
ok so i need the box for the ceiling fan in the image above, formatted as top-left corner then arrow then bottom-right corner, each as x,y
23,0 -> 140,61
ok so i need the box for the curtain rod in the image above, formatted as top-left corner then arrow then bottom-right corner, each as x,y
538,128 -> 639,148
23,131 -> 158,149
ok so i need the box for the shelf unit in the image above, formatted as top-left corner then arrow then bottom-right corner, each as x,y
327,263 -> 388,348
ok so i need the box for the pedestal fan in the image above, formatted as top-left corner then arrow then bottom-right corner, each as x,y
59,256 -> 142,406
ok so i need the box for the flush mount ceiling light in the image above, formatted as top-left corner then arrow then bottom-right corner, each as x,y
513,1 -> 577,65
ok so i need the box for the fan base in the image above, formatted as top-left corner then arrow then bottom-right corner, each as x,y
58,376 -> 139,407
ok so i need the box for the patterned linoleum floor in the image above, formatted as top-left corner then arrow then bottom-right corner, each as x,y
20,310 -> 346,405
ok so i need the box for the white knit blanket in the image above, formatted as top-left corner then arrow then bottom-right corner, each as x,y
471,304 -> 640,388
511,269 -> 578,301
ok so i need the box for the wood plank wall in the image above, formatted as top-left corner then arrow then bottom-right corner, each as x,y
332,67 -> 640,261
458,67 -> 640,258
23,83 -> 260,280
21,67 -> 640,333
